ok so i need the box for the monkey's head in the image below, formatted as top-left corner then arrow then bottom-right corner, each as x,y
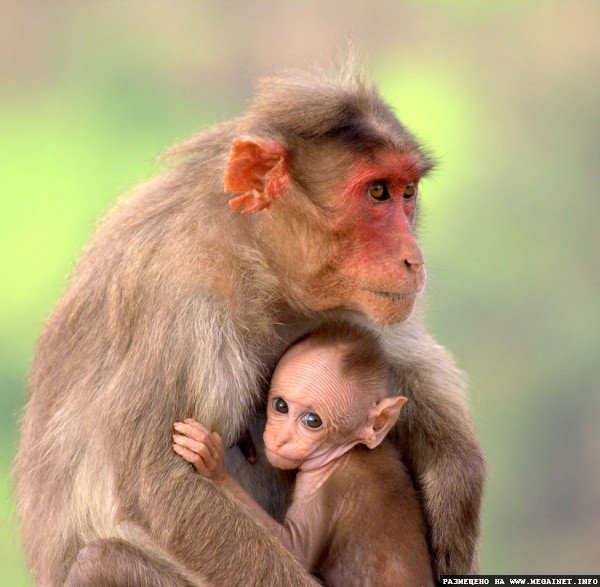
224,73 -> 434,325
263,322 -> 407,471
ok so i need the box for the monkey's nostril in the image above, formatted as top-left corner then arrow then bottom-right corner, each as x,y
404,259 -> 423,272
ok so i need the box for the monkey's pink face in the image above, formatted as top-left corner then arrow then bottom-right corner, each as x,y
328,153 -> 427,325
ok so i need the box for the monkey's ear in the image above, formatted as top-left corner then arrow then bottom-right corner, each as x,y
225,138 -> 289,214
361,396 -> 407,449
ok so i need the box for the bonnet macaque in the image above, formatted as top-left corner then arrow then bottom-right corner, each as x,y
173,323 -> 434,587
16,67 -> 485,585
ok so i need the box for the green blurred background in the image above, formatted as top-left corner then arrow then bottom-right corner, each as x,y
1,2 -> 598,583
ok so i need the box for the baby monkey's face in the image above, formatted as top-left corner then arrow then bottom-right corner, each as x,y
263,346 -> 365,471
263,393 -> 328,470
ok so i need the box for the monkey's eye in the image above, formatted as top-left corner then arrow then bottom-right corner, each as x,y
368,182 -> 390,202
301,412 -> 323,429
403,182 -> 416,200
272,398 -> 289,414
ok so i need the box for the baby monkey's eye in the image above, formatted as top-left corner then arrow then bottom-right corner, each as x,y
272,398 -> 289,414
301,412 -> 323,429
368,182 -> 390,202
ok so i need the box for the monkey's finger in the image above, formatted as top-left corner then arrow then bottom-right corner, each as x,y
198,433 -> 222,462
172,435 -> 216,467
237,428 -> 258,463
183,418 -> 211,434
208,431 -> 224,454
172,441 -> 215,471
172,444 -> 211,475
173,442 -> 193,461
179,425 -> 222,461
174,421 -> 212,443
181,420 -> 214,442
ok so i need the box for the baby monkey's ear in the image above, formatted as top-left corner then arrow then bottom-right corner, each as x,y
361,396 -> 408,449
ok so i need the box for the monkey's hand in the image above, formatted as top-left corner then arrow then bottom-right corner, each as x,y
172,419 -> 227,482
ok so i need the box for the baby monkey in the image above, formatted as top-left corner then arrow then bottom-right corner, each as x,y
173,324 -> 434,586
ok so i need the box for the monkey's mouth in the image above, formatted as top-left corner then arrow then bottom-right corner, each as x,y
366,290 -> 419,302
264,447 -> 301,469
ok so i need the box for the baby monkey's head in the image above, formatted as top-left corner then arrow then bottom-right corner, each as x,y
264,322 -> 407,471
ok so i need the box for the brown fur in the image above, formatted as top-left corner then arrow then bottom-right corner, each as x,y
14,67 -> 485,585
318,442 -> 434,586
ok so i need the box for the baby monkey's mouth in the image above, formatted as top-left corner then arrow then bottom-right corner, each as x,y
264,447 -> 301,470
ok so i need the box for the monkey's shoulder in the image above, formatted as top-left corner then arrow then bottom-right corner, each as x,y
325,441 -> 415,502
320,440 -> 426,537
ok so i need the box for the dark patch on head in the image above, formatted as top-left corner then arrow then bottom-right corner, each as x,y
237,72 -> 436,193
280,92 -> 397,157
322,111 -> 391,154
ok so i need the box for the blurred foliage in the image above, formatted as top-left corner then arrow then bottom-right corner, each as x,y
1,1 -> 599,584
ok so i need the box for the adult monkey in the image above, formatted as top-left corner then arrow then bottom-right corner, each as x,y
15,68 -> 486,586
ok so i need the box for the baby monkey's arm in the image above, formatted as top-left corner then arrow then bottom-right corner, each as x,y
172,419 -> 304,561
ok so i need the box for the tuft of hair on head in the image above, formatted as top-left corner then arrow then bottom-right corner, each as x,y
241,60 -> 434,176
292,322 -> 393,399
243,68 -> 375,142
330,38 -> 369,88
160,52 -> 435,208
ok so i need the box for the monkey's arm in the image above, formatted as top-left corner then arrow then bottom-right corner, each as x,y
172,419 -> 307,567
219,474 -> 311,565
128,425 -> 318,585
388,326 -> 487,578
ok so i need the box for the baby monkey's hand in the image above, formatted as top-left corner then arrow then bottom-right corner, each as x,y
173,419 -> 227,482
